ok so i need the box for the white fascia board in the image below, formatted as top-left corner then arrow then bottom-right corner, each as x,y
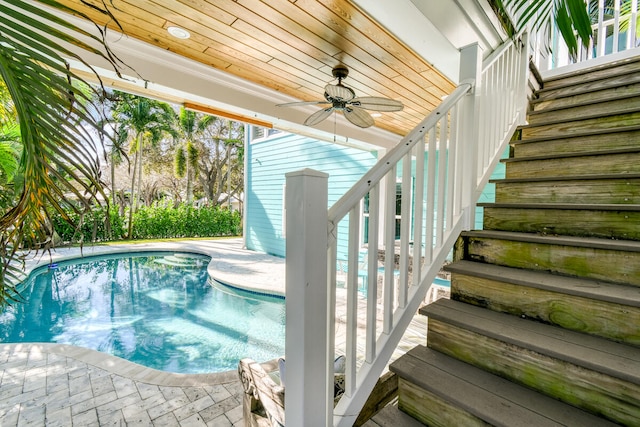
31,1 -> 401,152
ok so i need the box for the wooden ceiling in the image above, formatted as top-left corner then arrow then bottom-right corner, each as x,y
51,0 -> 456,136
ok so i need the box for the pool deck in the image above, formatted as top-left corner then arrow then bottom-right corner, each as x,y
0,238 -> 428,426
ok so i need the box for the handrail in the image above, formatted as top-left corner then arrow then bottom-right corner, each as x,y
284,32 -> 530,427
327,80 -> 474,230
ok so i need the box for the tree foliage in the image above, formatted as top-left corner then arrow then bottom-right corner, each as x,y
109,91 -> 177,237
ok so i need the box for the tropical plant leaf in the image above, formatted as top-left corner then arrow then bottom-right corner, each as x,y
0,125 -> 19,181
556,2 -> 580,58
0,0 -> 127,306
496,0 -> 595,60
566,0 -> 593,46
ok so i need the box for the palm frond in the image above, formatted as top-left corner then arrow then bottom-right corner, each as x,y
0,0 -> 126,306
496,0 -> 594,59
0,127 -> 20,182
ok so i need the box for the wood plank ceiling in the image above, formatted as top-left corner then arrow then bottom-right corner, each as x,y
51,0 -> 456,136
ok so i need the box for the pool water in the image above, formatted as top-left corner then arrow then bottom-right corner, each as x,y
0,252 -> 286,374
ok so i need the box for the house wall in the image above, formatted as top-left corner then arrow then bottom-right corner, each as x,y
245,131 -> 378,257
245,130 -> 506,259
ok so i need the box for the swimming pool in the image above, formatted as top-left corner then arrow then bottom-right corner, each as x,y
0,252 -> 286,374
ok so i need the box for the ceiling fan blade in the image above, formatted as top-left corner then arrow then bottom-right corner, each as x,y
343,106 -> 375,128
325,84 -> 355,102
350,97 -> 404,112
304,107 -> 334,126
276,100 -> 329,107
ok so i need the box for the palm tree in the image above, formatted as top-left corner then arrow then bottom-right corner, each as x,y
110,92 -> 176,237
0,0 -> 126,306
175,108 -> 200,203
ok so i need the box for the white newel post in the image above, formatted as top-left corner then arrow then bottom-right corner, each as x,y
458,42 -> 482,231
285,168 -> 329,427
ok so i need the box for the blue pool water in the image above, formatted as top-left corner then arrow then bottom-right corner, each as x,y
0,252 -> 285,374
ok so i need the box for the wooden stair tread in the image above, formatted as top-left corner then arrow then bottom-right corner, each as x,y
391,346 -> 619,427
478,202 -> 640,211
445,260 -> 640,307
519,106 -> 640,129
540,56 -> 640,90
363,402 -> 426,427
490,173 -> 640,184
462,230 -> 640,252
529,91 -> 640,116
534,72 -> 640,102
421,299 -> 640,384
512,124 -> 640,144
501,146 -> 640,162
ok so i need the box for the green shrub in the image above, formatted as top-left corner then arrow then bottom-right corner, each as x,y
52,202 -> 241,244
51,205 -> 124,243
131,203 -> 241,239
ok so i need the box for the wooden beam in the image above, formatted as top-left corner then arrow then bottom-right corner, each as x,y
184,102 -> 273,128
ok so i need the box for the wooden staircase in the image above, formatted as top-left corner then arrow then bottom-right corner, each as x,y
386,57 -> 640,426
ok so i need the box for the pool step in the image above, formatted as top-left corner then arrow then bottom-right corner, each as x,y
445,260 -> 640,346
154,254 -> 205,268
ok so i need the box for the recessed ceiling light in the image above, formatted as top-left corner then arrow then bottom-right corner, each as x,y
371,113 -> 382,118
167,26 -> 190,39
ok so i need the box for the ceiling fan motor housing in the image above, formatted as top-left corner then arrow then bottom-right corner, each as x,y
332,65 -> 349,81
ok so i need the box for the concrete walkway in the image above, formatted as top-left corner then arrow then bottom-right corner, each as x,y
0,238 -> 430,426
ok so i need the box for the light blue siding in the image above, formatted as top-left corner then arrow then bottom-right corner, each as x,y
246,132 -> 378,257
246,131 -> 507,259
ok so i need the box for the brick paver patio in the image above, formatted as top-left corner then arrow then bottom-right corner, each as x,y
0,343 -> 243,426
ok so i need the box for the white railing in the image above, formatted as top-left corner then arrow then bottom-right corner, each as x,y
284,34 -> 529,427
530,0 -> 640,71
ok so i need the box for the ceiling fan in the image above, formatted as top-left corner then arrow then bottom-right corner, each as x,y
277,65 -> 404,128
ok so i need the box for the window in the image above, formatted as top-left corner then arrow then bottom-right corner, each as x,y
363,182 -> 404,244
251,126 -> 283,141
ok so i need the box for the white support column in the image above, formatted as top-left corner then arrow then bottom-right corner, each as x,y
242,124 -> 250,249
458,43 -> 482,231
284,168 -> 330,427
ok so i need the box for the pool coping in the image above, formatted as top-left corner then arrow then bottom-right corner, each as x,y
0,342 -> 241,386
